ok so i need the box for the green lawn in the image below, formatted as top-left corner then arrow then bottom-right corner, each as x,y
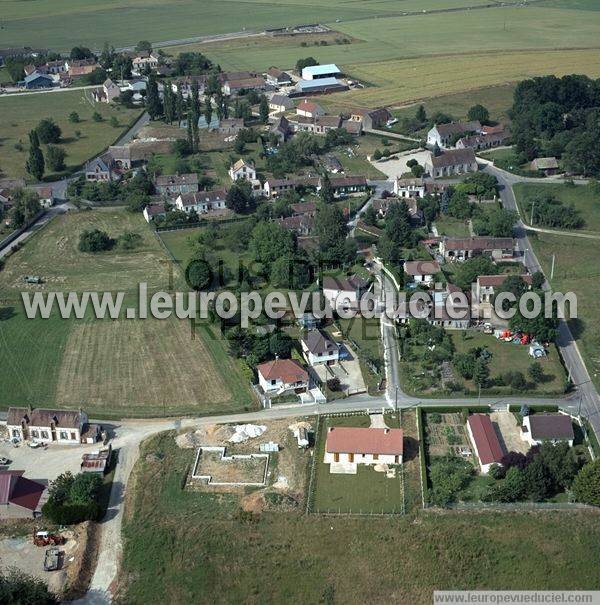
452,331 -> 566,395
514,182 -> 600,234
434,215 -> 471,238
0,208 -> 253,416
119,429 -> 600,604
0,91 -> 142,180
529,232 -> 600,392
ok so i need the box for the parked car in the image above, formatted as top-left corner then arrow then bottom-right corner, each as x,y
28,442 -> 42,449
0,457 -> 10,465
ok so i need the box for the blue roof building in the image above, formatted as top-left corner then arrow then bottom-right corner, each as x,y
22,72 -> 54,89
301,64 -> 341,80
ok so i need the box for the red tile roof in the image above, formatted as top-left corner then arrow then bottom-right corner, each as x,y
467,414 -> 503,465
478,274 -> 532,287
257,359 -> 308,384
326,427 -> 403,456
0,471 -> 45,511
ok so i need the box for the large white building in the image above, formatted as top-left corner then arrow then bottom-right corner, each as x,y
175,189 -> 227,214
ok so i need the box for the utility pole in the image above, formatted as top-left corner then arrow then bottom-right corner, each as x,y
550,254 -> 555,280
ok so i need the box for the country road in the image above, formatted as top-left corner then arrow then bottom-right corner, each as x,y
483,162 -> 600,438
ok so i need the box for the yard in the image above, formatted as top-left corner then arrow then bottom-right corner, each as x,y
0,91 -> 142,180
0,208 -> 253,416
434,215 -> 471,238
514,182 -> 600,234
398,329 -> 566,398
310,413 -> 404,514
451,331 -> 566,395
118,428 -> 600,604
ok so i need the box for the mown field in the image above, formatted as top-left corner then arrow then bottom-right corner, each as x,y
119,429 -> 600,605
514,182 -> 600,234
530,233 -> 600,392
0,209 -> 253,416
0,91 -> 142,181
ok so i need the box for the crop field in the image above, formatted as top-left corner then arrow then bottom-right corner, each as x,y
119,429 -> 600,604
327,48 -> 600,109
0,209 -> 252,416
1,0 -> 511,50
514,182 -> 600,234
0,91 -> 142,181
530,233 -> 600,392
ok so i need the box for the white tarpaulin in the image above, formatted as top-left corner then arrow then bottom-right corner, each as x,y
228,424 -> 267,443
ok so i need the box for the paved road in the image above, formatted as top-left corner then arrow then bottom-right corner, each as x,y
0,85 -> 101,98
484,163 -> 600,436
0,204 -> 68,260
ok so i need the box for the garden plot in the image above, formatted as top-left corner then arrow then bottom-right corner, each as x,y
426,413 -> 472,458
191,447 -> 269,486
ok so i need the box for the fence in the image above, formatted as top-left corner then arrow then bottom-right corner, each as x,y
155,213 -> 253,233
425,501 -> 593,512
0,209 -> 46,253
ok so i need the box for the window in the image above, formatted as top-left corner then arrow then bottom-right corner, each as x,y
31,430 -> 39,438
41,431 -> 49,440
59,431 -> 68,440
12,429 -> 20,438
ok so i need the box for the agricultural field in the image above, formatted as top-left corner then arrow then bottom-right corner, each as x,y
309,413 -> 404,514
0,208 -> 252,416
119,428 -> 600,604
514,182 -> 600,234
530,233 -> 600,392
0,91 -> 142,180
330,48 -> 600,110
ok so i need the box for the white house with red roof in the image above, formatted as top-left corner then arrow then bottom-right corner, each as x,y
296,99 -> 325,119
324,426 -> 403,472
256,359 -> 309,395
466,414 -> 504,474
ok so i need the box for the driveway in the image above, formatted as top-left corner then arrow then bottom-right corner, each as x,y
370,150 -> 430,180
490,411 -> 528,455
0,439 -> 104,482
